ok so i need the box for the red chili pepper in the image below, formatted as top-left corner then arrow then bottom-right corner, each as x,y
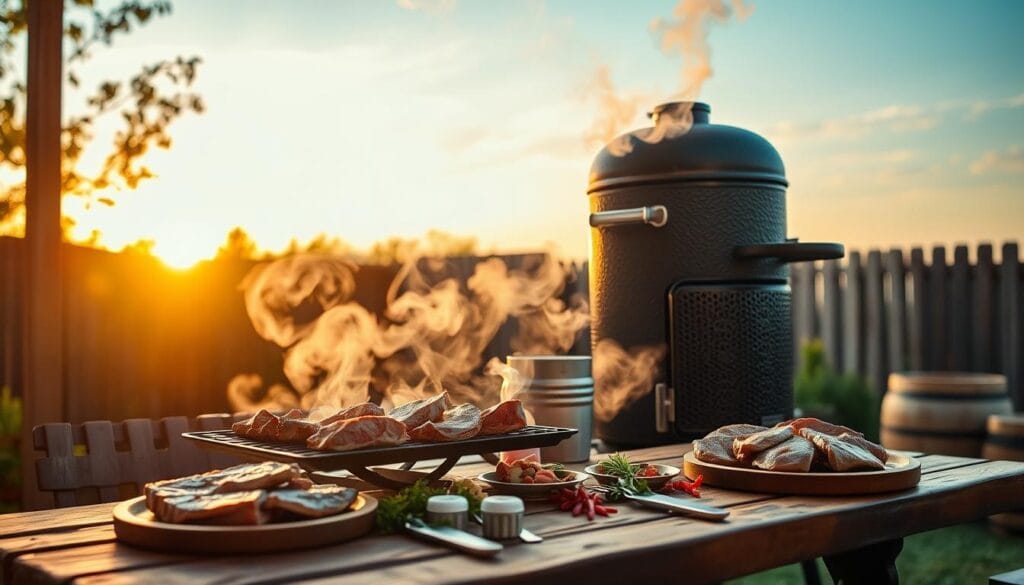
665,474 -> 704,498
586,494 -> 596,520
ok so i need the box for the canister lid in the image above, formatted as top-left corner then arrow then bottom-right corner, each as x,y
588,101 -> 787,193
426,495 -> 469,513
481,495 -> 525,514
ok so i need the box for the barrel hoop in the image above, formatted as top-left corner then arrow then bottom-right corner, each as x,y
881,426 -> 987,440
889,392 -> 1010,402
987,434 -> 1024,449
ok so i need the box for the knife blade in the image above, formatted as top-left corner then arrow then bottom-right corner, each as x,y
404,519 -> 503,557
623,492 -> 730,521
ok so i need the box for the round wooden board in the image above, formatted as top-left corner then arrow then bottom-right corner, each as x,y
113,493 -> 377,554
682,451 -> 921,496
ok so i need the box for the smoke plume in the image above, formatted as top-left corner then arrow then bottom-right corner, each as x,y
592,339 -> 666,423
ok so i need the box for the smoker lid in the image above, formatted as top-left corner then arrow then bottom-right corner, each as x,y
588,102 -> 788,193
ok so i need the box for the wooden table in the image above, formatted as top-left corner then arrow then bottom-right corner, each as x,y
2,444 -> 1022,585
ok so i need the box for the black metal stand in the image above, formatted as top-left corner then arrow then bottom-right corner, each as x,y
823,538 -> 903,585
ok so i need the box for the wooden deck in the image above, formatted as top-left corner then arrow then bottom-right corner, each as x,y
1,444 -> 1022,584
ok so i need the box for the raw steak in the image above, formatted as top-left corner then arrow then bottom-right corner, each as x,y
478,399 -> 528,435
837,432 -> 888,463
232,409 -> 278,438
306,415 -> 409,451
388,392 -> 451,429
733,426 -> 794,463
157,490 -> 268,525
408,404 -> 482,442
799,428 -> 885,471
691,424 -> 766,466
319,402 -> 385,426
751,435 -> 816,472
265,484 -> 358,518
783,417 -> 862,438
276,418 -> 319,442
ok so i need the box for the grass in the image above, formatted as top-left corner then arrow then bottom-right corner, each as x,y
726,523 -> 1024,585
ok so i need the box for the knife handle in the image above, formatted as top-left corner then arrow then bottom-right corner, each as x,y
405,520 -> 504,557
629,493 -> 730,521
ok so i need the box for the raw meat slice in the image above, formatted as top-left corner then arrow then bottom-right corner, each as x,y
306,415 -> 409,451
276,418 -> 319,442
145,461 -> 302,513
388,392 -> 451,429
783,417 -> 862,438
265,485 -> 358,518
733,426 -> 794,463
158,490 -> 268,524
478,400 -> 528,435
281,408 -> 306,420
799,428 -> 885,471
691,424 -> 766,466
408,404 -> 482,442
751,436 -> 815,472
319,402 -> 385,426
837,432 -> 888,463
232,409 -> 278,438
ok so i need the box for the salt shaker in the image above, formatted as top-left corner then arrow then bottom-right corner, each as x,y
426,495 -> 468,530
480,495 -> 524,540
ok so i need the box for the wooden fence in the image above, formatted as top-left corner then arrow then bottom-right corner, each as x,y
791,241 -> 1022,409
1,236 -> 1020,424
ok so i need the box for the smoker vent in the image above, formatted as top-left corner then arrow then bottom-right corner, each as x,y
669,282 -> 793,436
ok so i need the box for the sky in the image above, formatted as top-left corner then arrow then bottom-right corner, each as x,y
41,0 -> 1024,266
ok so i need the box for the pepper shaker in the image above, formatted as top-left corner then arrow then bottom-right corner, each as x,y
480,495 -> 524,540
426,495 -> 468,530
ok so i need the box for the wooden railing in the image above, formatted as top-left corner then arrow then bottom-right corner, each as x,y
790,241 -> 1022,408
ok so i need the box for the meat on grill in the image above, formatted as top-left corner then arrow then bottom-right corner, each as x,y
691,424 -> 766,466
732,426 -> 794,463
751,435 -> 816,472
319,402 -> 386,426
264,484 -> 358,518
408,403 -> 482,442
232,409 -> 278,438
388,392 -> 451,429
478,400 -> 528,435
306,415 -> 409,451
799,428 -> 885,471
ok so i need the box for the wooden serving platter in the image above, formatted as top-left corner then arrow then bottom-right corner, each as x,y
682,451 -> 921,495
112,493 -> 377,554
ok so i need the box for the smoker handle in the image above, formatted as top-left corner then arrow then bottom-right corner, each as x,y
589,205 -> 668,228
734,242 -> 844,262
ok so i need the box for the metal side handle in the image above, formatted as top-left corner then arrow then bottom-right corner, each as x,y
590,205 -> 668,228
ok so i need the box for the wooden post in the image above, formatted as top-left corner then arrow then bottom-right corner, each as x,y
865,250 -> 887,395
822,259 -> 842,370
843,251 -> 864,376
1002,242 -> 1021,410
886,249 -> 907,375
908,248 -> 928,370
21,0 -> 64,511
973,244 -> 995,373
950,245 -> 971,370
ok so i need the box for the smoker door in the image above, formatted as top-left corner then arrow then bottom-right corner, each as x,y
667,280 -> 794,439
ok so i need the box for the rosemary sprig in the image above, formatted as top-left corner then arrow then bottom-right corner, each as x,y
597,453 -> 652,500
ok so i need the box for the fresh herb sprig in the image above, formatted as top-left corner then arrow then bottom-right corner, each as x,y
597,452 -> 652,500
375,479 -> 484,533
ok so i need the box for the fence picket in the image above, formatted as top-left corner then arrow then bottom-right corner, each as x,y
865,251 -> 887,394
886,249 -> 907,373
1002,242 -> 1021,409
930,246 -> 949,370
973,244 -> 995,373
909,247 -> 928,370
843,251 -> 864,376
950,245 -> 971,370
822,259 -> 843,371
793,262 -> 817,367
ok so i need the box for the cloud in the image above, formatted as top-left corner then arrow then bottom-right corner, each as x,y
969,145 -> 1024,175
766,92 -> 1024,144
397,0 -> 456,13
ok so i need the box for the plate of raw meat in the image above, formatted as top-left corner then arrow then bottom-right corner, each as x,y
113,462 -> 377,553
682,418 -> 921,495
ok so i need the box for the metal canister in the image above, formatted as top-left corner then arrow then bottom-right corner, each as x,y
426,495 -> 468,530
507,355 -> 593,463
480,495 -> 524,540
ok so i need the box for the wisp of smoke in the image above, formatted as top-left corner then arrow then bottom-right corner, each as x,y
592,339 -> 666,423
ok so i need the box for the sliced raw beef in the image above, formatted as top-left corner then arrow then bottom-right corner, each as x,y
319,402 -> 385,426
837,432 -> 888,463
799,428 -> 885,471
157,490 -> 268,525
276,418 -> 319,443
306,415 -> 409,451
264,485 -> 358,518
478,400 -> 528,435
733,426 -> 794,463
782,417 -> 862,438
281,409 -> 306,420
691,424 -> 766,466
232,409 -> 278,438
751,436 -> 816,472
389,392 -> 451,429
408,404 -> 482,442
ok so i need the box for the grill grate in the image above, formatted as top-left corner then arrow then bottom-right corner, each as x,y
183,425 -> 577,471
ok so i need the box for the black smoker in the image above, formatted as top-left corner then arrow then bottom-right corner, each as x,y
588,102 -> 844,448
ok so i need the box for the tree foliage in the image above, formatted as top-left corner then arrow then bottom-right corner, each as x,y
0,0 -> 203,234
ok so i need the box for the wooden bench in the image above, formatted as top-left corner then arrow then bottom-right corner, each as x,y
31,414 -> 246,508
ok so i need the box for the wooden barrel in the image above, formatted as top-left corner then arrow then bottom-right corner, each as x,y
983,414 -> 1024,532
881,372 -> 1012,456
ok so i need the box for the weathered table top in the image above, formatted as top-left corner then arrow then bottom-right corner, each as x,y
1,443 -> 1022,585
